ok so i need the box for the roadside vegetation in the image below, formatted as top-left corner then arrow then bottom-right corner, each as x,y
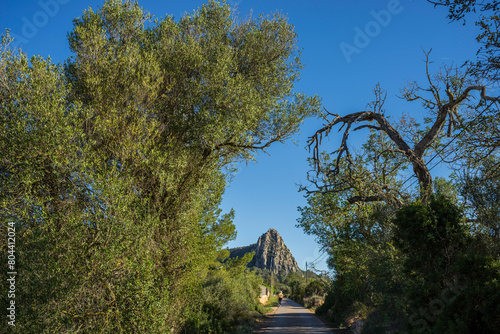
0,1 -> 319,332
1,0 -> 499,333
299,1 -> 500,333
252,268 -> 330,309
184,252 -> 267,333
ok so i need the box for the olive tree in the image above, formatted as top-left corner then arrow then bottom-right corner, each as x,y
0,1 -> 320,332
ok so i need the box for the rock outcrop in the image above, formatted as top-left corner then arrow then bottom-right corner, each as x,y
228,228 -> 300,276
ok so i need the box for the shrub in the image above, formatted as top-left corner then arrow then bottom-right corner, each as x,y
393,195 -> 500,333
267,296 -> 279,307
182,254 -> 264,333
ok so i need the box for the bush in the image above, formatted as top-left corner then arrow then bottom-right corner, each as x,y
267,296 -> 279,307
305,279 -> 327,296
393,195 -> 500,333
304,295 -> 324,309
182,253 -> 265,333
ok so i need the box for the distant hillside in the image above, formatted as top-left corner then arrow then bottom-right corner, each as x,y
228,228 -> 300,276
229,243 -> 257,260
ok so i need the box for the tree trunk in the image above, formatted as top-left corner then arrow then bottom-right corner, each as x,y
410,155 -> 433,201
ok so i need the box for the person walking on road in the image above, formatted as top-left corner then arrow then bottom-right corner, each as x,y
278,291 -> 284,307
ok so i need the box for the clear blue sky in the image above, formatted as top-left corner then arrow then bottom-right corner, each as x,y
1,0 -> 481,271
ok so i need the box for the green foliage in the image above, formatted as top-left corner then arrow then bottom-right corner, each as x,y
183,253 -> 263,333
0,0 -> 319,332
266,296 -> 279,307
298,188 -> 408,330
271,279 -> 291,297
305,279 -> 327,297
249,267 -> 328,301
393,195 -> 500,333
300,107 -> 500,332
457,157 -> 500,249
393,196 -> 467,273
281,270 -> 330,305
315,240 -> 406,331
311,195 -> 500,333
287,278 -> 306,304
433,177 -> 459,202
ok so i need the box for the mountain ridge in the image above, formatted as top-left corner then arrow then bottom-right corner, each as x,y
228,228 -> 300,276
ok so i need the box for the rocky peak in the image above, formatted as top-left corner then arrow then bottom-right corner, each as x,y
229,228 -> 300,276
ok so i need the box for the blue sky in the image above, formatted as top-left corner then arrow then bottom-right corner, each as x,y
1,0 -> 482,271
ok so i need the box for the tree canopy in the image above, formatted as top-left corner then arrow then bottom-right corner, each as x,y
0,1 -> 319,332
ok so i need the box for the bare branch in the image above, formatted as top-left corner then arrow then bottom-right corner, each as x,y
424,49 -> 443,108
353,124 -> 383,132
415,85 -> 499,156
306,52 -> 500,204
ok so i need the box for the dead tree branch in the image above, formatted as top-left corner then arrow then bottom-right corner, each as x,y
307,52 -> 500,203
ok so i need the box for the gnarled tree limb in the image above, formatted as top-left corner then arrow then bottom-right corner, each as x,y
308,53 -> 500,203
